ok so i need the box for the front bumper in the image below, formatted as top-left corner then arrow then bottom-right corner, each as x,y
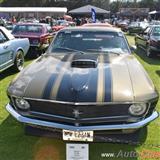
6,103 -> 159,131
30,43 -> 49,50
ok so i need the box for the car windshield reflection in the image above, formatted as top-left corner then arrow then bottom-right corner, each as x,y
49,31 -> 130,54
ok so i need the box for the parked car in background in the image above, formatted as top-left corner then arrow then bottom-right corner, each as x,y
12,23 -> 54,57
104,19 -> 111,23
68,21 -> 76,27
150,20 -> 160,25
52,20 -> 68,32
135,25 -> 160,57
116,20 -> 129,32
6,27 -> 159,142
52,20 -> 75,32
19,18 -> 39,23
128,21 -> 149,34
0,26 -> 29,72
5,21 -> 15,32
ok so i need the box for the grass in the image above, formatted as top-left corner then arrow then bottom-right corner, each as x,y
0,36 -> 160,160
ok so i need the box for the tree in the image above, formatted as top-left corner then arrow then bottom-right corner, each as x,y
139,0 -> 155,10
91,0 -> 110,10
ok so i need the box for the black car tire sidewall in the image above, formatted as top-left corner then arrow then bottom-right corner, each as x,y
146,46 -> 153,58
13,50 -> 24,72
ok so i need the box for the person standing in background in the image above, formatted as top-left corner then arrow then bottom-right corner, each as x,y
12,16 -> 17,24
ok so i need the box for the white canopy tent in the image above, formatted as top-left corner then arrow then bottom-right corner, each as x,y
69,5 -> 110,15
0,7 -> 67,18
0,7 -> 67,13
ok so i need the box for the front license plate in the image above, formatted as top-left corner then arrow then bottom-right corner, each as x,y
63,130 -> 93,142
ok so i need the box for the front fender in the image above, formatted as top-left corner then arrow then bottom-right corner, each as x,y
12,38 -> 30,58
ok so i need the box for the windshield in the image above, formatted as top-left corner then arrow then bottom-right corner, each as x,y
152,26 -> 160,36
130,22 -> 139,27
12,25 -> 43,34
49,31 -> 130,54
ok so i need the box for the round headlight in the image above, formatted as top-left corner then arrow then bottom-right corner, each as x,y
129,104 -> 147,116
15,98 -> 30,110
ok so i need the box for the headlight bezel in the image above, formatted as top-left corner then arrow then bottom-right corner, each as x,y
129,103 -> 147,116
15,98 -> 30,110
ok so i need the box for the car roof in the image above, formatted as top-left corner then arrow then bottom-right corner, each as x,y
60,26 -> 121,33
16,23 -> 48,26
83,23 -> 112,27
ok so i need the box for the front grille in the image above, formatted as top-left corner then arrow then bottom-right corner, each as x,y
15,99 -> 134,127
28,100 -> 131,119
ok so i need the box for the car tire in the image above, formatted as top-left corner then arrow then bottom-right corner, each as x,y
13,50 -> 24,72
146,46 -> 154,58
135,39 -> 139,48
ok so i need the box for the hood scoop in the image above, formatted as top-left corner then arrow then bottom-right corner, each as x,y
71,59 -> 97,68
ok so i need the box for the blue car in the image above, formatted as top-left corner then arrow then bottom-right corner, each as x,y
0,26 -> 29,72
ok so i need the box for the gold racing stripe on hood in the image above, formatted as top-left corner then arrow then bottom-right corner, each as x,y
50,54 -> 75,99
111,56 -> 134,102
97,54 -> 105,103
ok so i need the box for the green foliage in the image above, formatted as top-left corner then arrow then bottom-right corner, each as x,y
139,0 -> 156,10
0,0 -> 110,10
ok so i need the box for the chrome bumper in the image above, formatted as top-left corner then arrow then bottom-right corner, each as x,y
6,103 -> 159,131
30,44 -> 49,48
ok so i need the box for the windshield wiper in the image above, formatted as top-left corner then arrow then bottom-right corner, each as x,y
86,49 -> 101,52
108,51 -> 121,56
86,49 -> 121,55
53,47 -> 85,55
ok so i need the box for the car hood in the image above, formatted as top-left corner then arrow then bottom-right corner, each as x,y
8,53 -> 158,103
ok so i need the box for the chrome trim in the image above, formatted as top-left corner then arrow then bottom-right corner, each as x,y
31,111 -> 75,121
30,44 -> 39,47
143,103 -> 151,117
30,111 -> 130,121
10,95 -> 158,106
0,63 -> 13,72
6,103 -> 159,131
0,59 -> 12,67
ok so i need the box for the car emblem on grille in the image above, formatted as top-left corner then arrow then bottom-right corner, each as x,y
75,123 -> 79,127
73,109 -> 83,118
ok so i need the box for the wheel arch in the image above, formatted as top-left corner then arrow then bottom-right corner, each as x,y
14,47 -> 25,61
15,47 -> 24,55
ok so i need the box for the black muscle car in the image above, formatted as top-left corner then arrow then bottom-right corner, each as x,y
135,25 -> 160,57
6,27 -> 159,142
